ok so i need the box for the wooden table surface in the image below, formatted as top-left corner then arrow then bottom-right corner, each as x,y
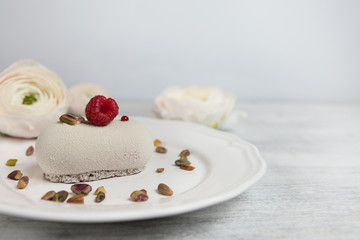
1,102 -> 359,240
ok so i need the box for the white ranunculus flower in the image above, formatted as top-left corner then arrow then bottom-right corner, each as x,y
153,86 -> 246,129
69,83 -> 112,116
0,59 -> 71,138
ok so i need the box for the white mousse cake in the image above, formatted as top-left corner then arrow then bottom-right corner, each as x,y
35,119 -> 153,183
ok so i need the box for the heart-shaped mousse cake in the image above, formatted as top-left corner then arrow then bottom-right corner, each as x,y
35,118 -> 153,183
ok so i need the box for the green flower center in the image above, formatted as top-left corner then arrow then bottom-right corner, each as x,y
22,94 -> 38,105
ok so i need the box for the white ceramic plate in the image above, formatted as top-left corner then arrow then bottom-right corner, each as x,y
0,117 -> 266,223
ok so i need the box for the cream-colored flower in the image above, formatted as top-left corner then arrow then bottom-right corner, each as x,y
154,86 -> 246,129
0,59 -> 71,138
69,83 -> 112,116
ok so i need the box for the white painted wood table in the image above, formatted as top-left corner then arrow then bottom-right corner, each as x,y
0,102 -> 359,240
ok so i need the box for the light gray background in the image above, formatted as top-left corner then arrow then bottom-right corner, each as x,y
0,0 -> 359,102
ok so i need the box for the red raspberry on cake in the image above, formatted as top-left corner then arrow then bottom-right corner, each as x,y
85,95 -> 119,126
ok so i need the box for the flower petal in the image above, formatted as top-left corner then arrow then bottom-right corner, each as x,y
69,83 -> 112,116
0,59 -> 71,138
153,85 -> 245,130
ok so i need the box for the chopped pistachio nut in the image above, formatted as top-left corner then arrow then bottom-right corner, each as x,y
8,170 -> 23,180
154,139 -> 162,147
54,191 -> 69,202
67,194 -> 84,204
6,159 -> 17,166
180,149 -> 190,157
180,164 -> 195,171
175,159 -> 191,166
94,186 -> 106,195
17,176 -> 29,189
71,183 -> 92,195
156,168 -> 164,173
41,191 -> 56,201
157,183 -> 173,196
155,146 -> 167,154
26,146 -> 34,156
130,190 -> 149,202
95,192 -> 105,203
59,113 -> 84,125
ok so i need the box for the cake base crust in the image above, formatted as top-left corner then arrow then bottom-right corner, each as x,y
44,168 -> 144,183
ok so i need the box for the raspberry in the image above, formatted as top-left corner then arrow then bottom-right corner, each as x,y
85,95 -> 119,126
